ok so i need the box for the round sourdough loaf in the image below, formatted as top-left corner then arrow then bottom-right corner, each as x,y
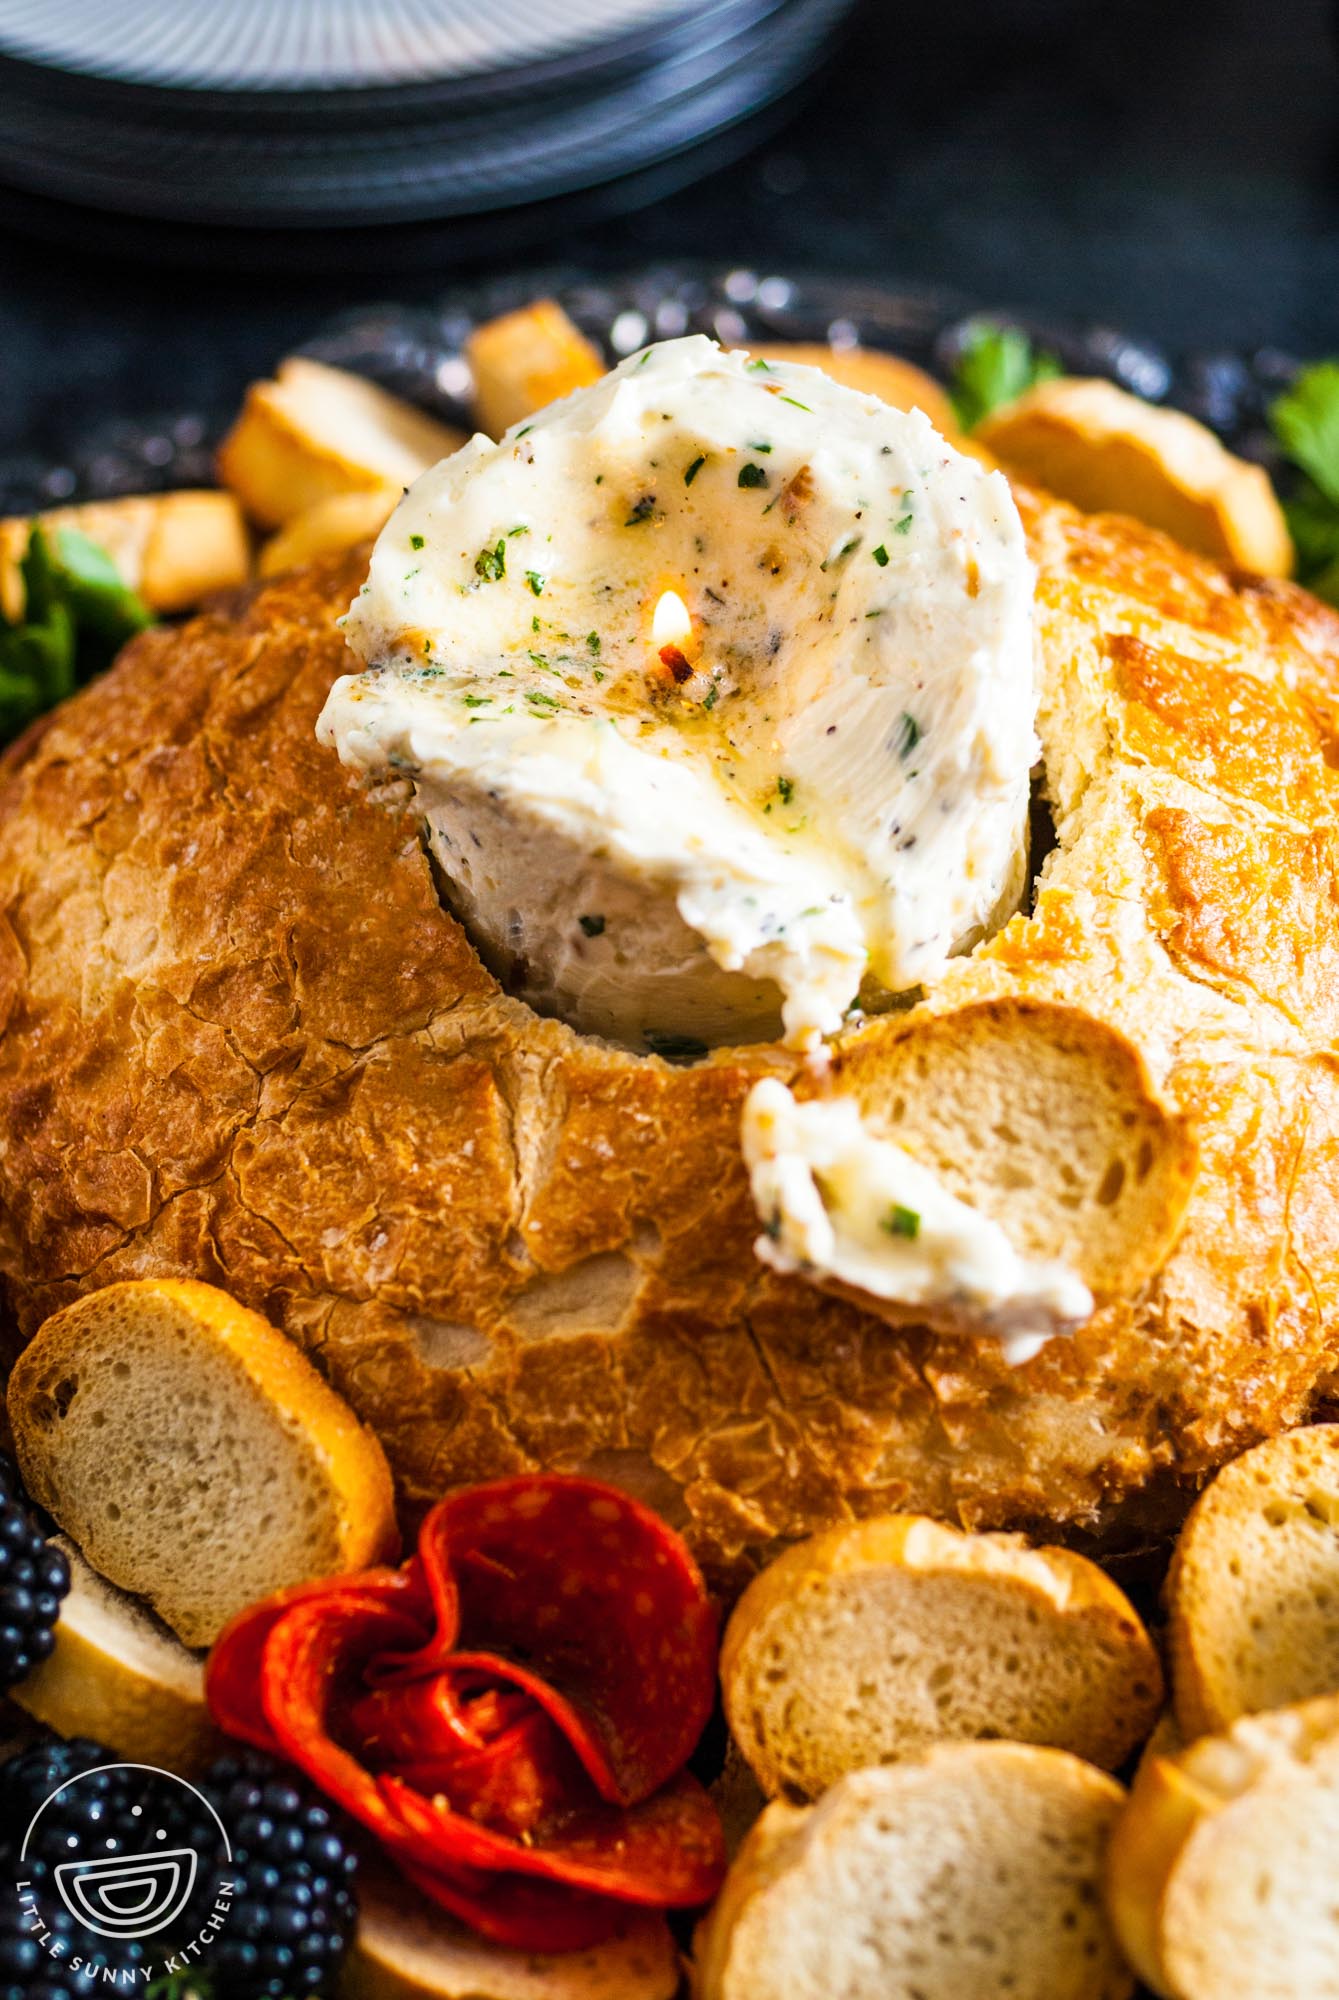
1,484 -> 1338,1588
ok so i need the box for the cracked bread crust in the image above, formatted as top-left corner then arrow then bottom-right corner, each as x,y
2,484 -> 1339,1590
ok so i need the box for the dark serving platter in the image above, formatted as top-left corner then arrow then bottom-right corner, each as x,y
0,263 -> 1308,518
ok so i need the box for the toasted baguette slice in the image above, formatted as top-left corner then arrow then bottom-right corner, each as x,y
0,491 -> 251,620
218,358 -> 466,529
11,1537 -> 222,1773
736,341 -> 963,440
814,996 -> 1199,1337
1166,1422 -> 1339,1738
8,1279 -> 399,1648
259,485 -> 401,578
978,377 -> 1293,574
693,1746 -> 1132,2000
721,1513 -> 1162,1799
1105,1694 -> 1339,1999
344,1865 -> 679,2000
465,301 -> 606,438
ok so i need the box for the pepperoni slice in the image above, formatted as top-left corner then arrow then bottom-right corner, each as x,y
206,1473 -> 725,1949
398,1476 -> 719,1801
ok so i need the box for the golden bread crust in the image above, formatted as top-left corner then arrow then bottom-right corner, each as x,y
2,486 -> 1339,1586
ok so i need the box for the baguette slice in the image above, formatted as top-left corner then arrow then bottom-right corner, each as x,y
465,301 -> 606,440
219,358 -> 466,529
11,1537 -> 222,1774
722,1513 -> 1163,1800
0,491 -> 251,619
8,1279 -> 399,1648
693,1746 -> 1132,2000
1105,1695 -> 1339,1999
978,376 -> 1293,574
259,485 -> 401,578
1167,1423 -> 1339,1738
343,1865 -> 680,2000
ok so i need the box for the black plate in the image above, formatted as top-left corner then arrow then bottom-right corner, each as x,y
0,262 -> 1303,515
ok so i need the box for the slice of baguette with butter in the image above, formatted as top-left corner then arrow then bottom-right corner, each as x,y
218,357 -> 466,528
344,1867 -> 680,2000
693,1747 -> 1132,2000
10,1536 -> 222,1773
721,1512 -> 1163,1800
978,376 -> 1293,574
0,490 -> 250,620
7,1278 -> 399,1648
465,301 -> 606,439
1105,1695 -> 1339,1999
1167,1422 -> 1339,1738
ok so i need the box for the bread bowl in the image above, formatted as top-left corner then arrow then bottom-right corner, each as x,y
0,313 -> 1336,1602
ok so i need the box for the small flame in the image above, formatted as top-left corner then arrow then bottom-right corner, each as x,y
651,589 -> 692,649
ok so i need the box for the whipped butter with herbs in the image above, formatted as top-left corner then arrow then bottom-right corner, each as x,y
742,1079 -> 1094,1362
319,336 -> 1038,1052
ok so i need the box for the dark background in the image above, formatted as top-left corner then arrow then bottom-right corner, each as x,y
1,0 -> 1336,457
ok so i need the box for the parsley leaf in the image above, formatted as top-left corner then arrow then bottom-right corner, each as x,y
881,1204 -> 921,1240
949,323 -> 1062,432
1271,363 -> 1339,509
474,539 -> 506,581
738,463 -> 769,489
0,524 -> 153,744
1270,363 -> 1339,605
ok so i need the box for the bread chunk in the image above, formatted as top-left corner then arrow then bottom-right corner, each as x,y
980,377 -> 1292,574
7,1278 -> 399,1647
694,1748 -> 1132,2000
465,301 -> 606,439
344,1866 -> 679,2000
1167,1423 -> 1339,1736
1106,1696 -> 1339,1998
218,357 -> 465,528
11,1537 -> 222,1773
2,486 -> 1339,1583
722,1513 -> 1162,1798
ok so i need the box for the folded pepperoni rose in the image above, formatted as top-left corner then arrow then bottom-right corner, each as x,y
205,1475 -> 726,1949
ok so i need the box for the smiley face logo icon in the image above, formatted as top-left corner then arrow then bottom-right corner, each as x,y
20,1763 -> 231,1944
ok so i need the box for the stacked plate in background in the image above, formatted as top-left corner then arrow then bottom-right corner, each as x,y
0,0 -> 857,229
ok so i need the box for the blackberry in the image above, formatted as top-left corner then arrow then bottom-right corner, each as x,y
0,1451 -> 69,1691
200,1750 -> 359,1999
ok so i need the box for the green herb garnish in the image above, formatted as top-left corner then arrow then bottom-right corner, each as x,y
0,525 -> 153,744
895,712 -> 921,758
872,544 -> 890,567
625,496 -> 656,527
1270,362 -> 1339,605
525,570 -> 545,596
779,395 -> 812,413
882,1204 -> 921,1240
746,358 -> 773,374
684,454 -> 707,486
738,463 -> 769,489
894,511 -> 914,534
776,774 -> 794,804
474,539 -> 506,581
586,631 -> 601,654
702,683 -> 719,711
949,323 -> 1062,431
461,692 -> 492,707
409,533 -> 425,551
